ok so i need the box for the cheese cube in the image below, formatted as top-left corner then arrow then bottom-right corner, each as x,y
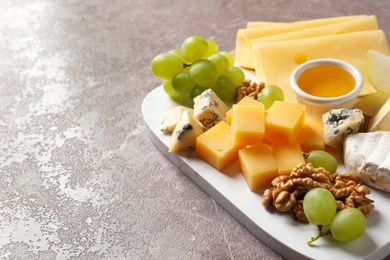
161,106 -> 194,133
264,101 -> 306,144
368,99 -> 390,132
271,141 -> 305,175
169,110 -> 205,152
238,144 -> 278,191
226,96 -> 262,124
193,89 -> 229,130
196,121 -> 242,171
231,104 -> 265,146
297,117 -> 325,152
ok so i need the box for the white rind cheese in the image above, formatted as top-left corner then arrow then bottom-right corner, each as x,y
368,98 -> 390,132
193,89 -> 229,130
344,131 -> 390,193
161,106 -> 194,133
168,110 -> 204,152
322,108 -> 364,150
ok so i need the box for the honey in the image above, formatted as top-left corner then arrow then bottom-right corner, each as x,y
297,64 -> 355,98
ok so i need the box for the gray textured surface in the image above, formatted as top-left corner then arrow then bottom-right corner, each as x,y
1,0 -> 390,259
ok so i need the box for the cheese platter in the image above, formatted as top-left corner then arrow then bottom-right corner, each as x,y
142,68 -> 390,259
145,15 -> 390,259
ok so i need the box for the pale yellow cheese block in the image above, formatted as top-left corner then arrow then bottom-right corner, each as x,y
253,30 -> 390,102
271,141 -> 305,176
238,144 -> 278,191
235,15 -> 367,69
231,104 -> 265,146
250,15 -> 378,46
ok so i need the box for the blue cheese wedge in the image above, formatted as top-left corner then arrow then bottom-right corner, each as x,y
193,89 -> 229,130
322,108 -> 364,150
344,131 -> 390,193
368,98 -> 390,132
168,110 -> 204,152
161,106 -> 194,133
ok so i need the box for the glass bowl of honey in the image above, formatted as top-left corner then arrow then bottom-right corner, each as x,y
290,58 -> 363,117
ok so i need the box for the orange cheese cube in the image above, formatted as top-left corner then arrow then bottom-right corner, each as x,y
226,96 -> 262,124
297,117 -> 325,152
231,104 -> 265,146
271,141 -> 306,175
196,121 -> 242,171
264,101 -> 306,144
238,144 -> 278,191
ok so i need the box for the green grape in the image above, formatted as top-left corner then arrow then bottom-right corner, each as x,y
190,85 -> 208,100
163,79 -> 179,97
169,49 -> 191,65
219,51 -> 235,66
208,53 -> 229,75
304,150 -> 338,173
168,49 -> 183,58
329,208 -> 367,242
203,39 -> 219,58
151,52 -> 184,80
181,35 -> 209,62
258,85 -> 284,110
303,188 -> 337,227
222,66 -> 245,86
212,76 -> 236,103
189,59 -> 218,87
171,71 -> 197,96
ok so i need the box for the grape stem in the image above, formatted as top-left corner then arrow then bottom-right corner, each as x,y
307,225 -> 330,245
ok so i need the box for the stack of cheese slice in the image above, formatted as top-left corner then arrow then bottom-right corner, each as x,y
235,15 -> 390,102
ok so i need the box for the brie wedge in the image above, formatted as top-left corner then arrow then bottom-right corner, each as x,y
344,131 -> 390,193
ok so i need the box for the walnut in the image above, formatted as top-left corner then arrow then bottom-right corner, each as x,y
262,163 -> 375,222
235,79 -> 266,103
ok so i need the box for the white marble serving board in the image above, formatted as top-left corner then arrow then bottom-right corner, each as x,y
142,72 -> 390,260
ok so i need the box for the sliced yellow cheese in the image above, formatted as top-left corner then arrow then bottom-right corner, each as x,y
253,30 -> 390,102
238,144 -> 278,191
231,104 -> 265,146
368,98 -> 390,131
226,96 -> 262,124
264,101 -> 306,144
196,121 -> 243,171
271,141 -> 305,176
250,15 -> 378,46
235,15 -> 367,69
246,16 -> 366,29
297,117 -> 325,152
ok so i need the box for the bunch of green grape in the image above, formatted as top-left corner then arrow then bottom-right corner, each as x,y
303,187 -> 367,244
151,35 -> 245,105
